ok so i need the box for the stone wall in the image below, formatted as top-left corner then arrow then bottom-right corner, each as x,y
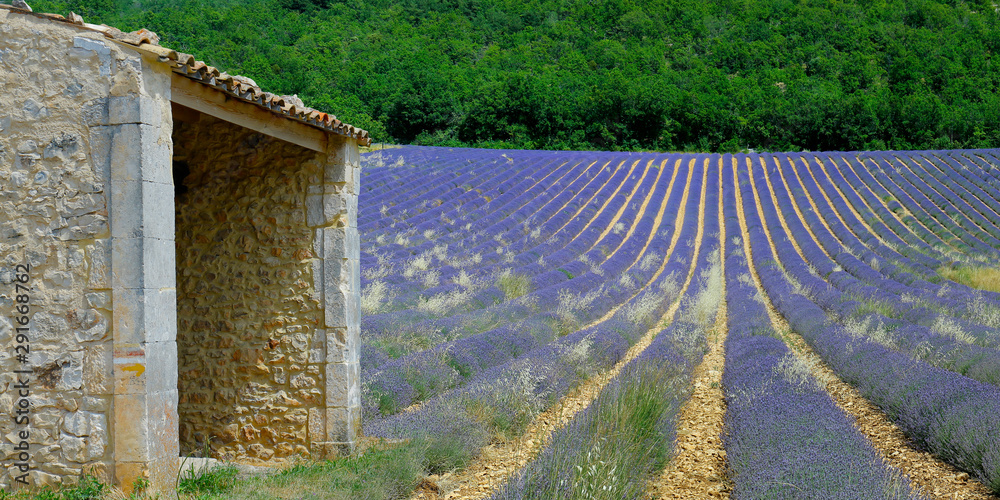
1,6 -> 361,491
174,112 -> 329,462
0,9 -> 176,490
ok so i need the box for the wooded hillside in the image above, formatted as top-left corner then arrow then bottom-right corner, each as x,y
35,0 -> 1000,152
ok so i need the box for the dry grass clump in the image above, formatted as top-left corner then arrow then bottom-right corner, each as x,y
929,315 -> 977,345
684,252 -> 723,327
361,280 -> 394,315
639,252 -> 661,273
843,315 -> 897,349
362,251 -> 396,281
938,264 -> 1000,293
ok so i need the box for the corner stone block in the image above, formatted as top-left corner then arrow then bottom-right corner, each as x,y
346,192 -> 358,227
111,288 -> 177,345
326,327 -> 356,364
306,193 -> 344,228
346,229 -> 360,278
307,408 -> 325,444
114,462 -> 148,496
113,394 -> 150,461
110,180 -> 142,239
142,238 -> 176,289
109,124 -> 171,184
142,181 -> 175,240
325,361 -> 359,408
347,364 -> 360,407
321,227 -> 348,262
112,288 -> 144,345
343,282 -> 359,330
109,124 -> 141,181
351,256 -> 361,295
108,94 -> 160,126
143,342 -> 178,393
321,228 -> 347,328
324,141 -> 349,183
325,406 -> 360,446
346,325 -> 359,364
146,388 -> 178,460
144,288 -> 177,343
324,286 -> 347,329
113,343 -> 147,395
110,238 -> 143,289
111,180 -> 174,239
111,237 -> 175,290
147,455 -> 179,496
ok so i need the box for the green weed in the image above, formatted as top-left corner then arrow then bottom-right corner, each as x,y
178,464 -> 239,496
496,271 -> 532,300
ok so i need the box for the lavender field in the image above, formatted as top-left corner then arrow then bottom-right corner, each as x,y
357,146 -> 1000,499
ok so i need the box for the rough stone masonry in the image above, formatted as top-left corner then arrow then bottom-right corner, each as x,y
0,6 -> 363,494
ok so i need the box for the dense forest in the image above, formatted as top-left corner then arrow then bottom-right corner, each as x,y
33,0 -> 1000,152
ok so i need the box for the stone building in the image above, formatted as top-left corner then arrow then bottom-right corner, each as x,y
0,5 -> 368,494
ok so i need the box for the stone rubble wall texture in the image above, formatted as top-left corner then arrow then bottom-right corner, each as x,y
0,9 -> 178,490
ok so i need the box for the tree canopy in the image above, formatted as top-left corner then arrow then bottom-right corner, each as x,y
35,0 -> 1000,152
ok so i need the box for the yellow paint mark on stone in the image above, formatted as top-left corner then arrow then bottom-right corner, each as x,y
121,364 -> 145,377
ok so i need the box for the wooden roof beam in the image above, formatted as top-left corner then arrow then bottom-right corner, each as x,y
170,73 -> 328,152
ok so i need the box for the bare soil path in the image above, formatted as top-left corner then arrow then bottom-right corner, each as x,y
646,155 -> 731,500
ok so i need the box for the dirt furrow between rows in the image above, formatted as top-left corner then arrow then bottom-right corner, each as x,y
597,158 -> 669,258
550,159 -> 631,243
647,155 -> 730,500
777,155 -> 844,259
735,159 -> 997,500
758,157 -> 809,264
800,154 -> 881,254
819,155 -> 917,250
813,155 -> 884,241
647,297 -> 729,500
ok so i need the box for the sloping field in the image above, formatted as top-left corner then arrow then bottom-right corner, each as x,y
358,146 -> 1000,500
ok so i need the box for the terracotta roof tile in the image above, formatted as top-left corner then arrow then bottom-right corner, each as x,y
0,4 -> 371,146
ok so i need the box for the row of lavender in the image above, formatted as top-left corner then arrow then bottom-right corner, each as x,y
357,146 -> 1000,496
732,151 -> 1000,494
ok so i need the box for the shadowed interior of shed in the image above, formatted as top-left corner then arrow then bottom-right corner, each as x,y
171,103 -> 329,462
